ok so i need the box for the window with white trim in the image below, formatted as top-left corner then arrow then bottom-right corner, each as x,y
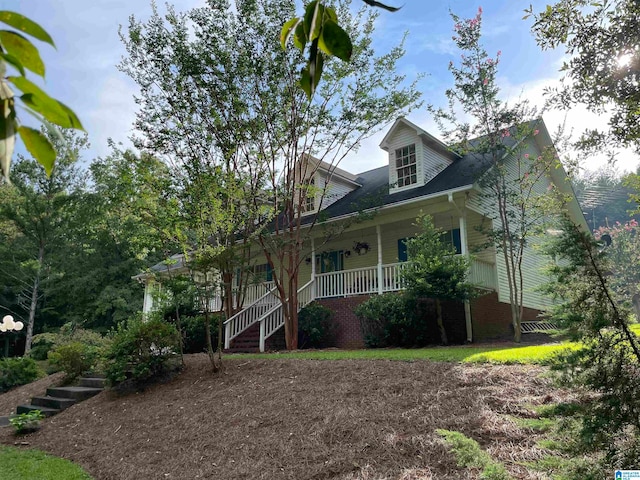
304,177 -> 315,212
395,144 -> 417,187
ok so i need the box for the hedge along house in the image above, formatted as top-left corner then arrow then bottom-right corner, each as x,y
136,117 -> 587,351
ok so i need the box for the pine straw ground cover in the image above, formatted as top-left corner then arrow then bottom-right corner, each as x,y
0,354 -> 573,480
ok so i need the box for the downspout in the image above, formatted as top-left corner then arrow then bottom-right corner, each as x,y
448,193 -> 473,343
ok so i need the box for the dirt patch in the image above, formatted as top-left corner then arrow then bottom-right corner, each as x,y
0,372 -> 64,416
0,355 -> 567,479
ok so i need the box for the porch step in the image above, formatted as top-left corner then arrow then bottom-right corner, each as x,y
16,404 -> 60,417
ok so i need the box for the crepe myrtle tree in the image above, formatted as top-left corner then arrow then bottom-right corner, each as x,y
430,9 -> 561,342
252,0 -> 421,350
0,11 -> 83,181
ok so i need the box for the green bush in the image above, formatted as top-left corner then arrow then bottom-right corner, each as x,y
9,410 -> 45,434
0,357 -> 42,393
47,342 -> 103,382
104,315 -> 181,388
355,293 -> 410,348
178,314 -> 220,354
32,323 -> 108,362
298,302 -> 336,349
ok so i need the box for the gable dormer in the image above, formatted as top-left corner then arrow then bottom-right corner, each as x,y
380,118 -> 460,194
295,155 -> 361,216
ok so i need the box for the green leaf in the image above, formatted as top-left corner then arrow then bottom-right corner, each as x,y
0,11 -> 54,47
293,21 -> 307,51
0,30 -> 44,76
0,52 -> 25,76
17,126 -> 55,176
9,76 -> 83,130
299,66 -> 312,99
304,1 -> 323,41
0,104 -> 15,181
318,20 -> 352,62
280,18 -> 300,49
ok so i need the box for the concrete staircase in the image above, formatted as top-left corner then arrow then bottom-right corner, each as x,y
14,376 -> 105,418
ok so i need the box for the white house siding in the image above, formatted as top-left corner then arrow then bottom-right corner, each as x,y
387,123 -> 425,193
422,143 -> 450,184
318,173 -> 357,211
467,141 -> 556,311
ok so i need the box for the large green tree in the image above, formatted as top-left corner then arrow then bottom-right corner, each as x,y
120,0 -> 421,351
0,130 -> 87,354
528,0 -> 640,152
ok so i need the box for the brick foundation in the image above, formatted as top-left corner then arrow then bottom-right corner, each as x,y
470,292 -> 541,341
317,295 -> 372,349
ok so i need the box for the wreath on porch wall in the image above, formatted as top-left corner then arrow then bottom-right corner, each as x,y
353,241 -> 370,256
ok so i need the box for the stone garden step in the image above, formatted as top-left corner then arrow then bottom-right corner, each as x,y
46,386 -> 103,402
16,404 -> 59,417
78,377 -> 106,388
31,395 -> 77,411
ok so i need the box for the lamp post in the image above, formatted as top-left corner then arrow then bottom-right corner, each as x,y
0,315 -> 24,357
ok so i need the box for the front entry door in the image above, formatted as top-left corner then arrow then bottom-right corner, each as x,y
316,250 -> 344,296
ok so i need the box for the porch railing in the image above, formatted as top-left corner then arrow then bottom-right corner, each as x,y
223,259 -> 497,350
204,282 -> 275,313
314,260 -> 495,299
259,279 -> 316,352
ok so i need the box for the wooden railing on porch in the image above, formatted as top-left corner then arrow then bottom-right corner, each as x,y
315,259 -> 496,299
222,259 -> 497,352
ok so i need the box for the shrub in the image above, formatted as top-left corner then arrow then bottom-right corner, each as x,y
32,323 -> 108,362
0,357 -> 42,393
9,410 -> 45,434
47,342 -> 102,382
178,314 -> 220,354
298,302 -> 336,349
355,293 -> 410,348
104,315 -> 181,388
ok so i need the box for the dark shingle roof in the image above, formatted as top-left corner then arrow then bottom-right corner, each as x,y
306,150 -> 494,224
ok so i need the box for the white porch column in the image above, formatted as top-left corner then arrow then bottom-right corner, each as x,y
311,237 -> 316,280
376,225 -> 383,294
142,281 -> 154,315
224,322 -> 231,350
259,320 -> 266,352
459,213 -> 473,343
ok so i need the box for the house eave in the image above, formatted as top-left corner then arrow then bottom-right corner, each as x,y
308,184 -> 476,227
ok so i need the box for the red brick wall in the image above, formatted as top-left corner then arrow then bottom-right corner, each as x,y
317,295 -> 372,349
471,292 -> 541,341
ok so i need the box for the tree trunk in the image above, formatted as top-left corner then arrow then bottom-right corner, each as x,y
24,244 -> 44,356
175,306 -> 184,366
435,299 -> 448,345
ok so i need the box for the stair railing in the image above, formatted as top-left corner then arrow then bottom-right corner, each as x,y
223,285 -> 280,349
258,279 -> 315,352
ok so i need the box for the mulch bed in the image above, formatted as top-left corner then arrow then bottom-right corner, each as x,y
0,372 -> 64,417
0,354 -> 569,479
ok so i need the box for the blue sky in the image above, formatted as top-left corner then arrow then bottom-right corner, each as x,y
6,0 -> 636,174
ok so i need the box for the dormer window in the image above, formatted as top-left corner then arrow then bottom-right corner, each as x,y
395,144 -> 417,187
301,177 -> 315,213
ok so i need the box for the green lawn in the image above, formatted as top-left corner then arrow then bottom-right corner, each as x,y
233,342 -> 576,364
231,323 -> 640,365
0,446 -> 93,480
